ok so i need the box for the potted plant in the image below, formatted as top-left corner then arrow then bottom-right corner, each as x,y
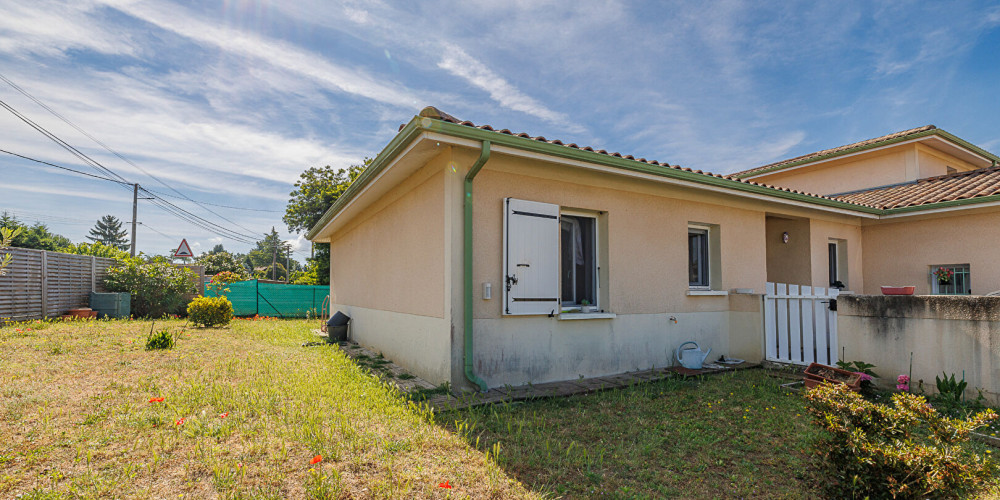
580,299 -> 596,313
933,267 -> 954,285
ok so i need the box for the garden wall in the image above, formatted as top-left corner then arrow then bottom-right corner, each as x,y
838,295 -> 1000,403
0,247 -> 116,322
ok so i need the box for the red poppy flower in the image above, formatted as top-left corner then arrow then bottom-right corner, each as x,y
219,412 -> 229,418
175,417 -> 185,426
310,455 -> 322,465
438,480 -> 452,489
149,397 -> 164,403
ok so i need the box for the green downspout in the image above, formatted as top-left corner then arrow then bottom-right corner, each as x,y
463,140 -> 491,392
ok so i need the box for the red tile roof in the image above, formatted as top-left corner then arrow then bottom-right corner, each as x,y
732,125 -> 938,178
832,166 -> 1000,209
414,107 -> 879,208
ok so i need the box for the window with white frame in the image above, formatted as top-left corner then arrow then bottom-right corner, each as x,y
930,264 -> 971,295
688,223 -> 720,290
503,198 -> 602,315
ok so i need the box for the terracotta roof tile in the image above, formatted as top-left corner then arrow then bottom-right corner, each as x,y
732,125 -> 938,178
832,167 -> 1000,209
414,106 -> 885,209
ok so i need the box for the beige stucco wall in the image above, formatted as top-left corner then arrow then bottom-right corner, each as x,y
471,157 -> 769,318
749,143 -> 983,196
861,209 -> 1000,295
916,143 -> 981,178
765,216 -> 811,285
809,218 -> 864,292
327,151 -> 452,384
752,148 -> 909,195
839,295 -> 1000,404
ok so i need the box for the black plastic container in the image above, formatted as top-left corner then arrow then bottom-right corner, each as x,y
326,311 -> 350,343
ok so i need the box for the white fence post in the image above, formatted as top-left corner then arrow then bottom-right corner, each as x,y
764,282 -> 839,366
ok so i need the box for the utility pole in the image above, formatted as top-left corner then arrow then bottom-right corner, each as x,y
271,243 -> 277,281
130,183 -> 138,257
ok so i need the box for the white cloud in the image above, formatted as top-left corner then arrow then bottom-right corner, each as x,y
0,0 -> 137,57
437,44 -> 582,133
103,0 -> 421,109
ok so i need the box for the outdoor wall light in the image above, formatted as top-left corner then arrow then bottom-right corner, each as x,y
483,282 -> 492,300
782,231 -> 790,244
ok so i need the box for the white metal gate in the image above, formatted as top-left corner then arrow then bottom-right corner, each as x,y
763,282 -> 839,365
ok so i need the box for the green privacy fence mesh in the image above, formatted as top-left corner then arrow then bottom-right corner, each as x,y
204,280 -> 329,318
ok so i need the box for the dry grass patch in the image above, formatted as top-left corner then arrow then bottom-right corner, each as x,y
0,318 -> 536,499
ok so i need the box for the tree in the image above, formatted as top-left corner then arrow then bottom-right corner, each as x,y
0,212 -> 72,251
209,244 -> 225,254
245,228 -> 298,281
196,250 -> 249,279
62,241 -> 136,264
87,215 -> 130,251
284,158 -> 371,285
0,226 -> 21,276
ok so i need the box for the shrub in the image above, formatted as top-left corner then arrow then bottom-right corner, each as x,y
187,296 -> 233,327
104,259 -> 196,317
145,328 -> 175,350
206,271 -> 243,297
805,382 -> 998,499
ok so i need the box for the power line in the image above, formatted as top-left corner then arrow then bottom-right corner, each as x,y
0,101 -> 263,245
0,72 -> 263,235
0,148 -> 133,185
142,187 -> 285,212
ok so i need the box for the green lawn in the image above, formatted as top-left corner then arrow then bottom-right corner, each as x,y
3,318 -> 996,499
443,370 -> 825,498
0,318 -> 534,499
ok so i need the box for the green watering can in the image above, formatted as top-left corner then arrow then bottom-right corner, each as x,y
675,341 -> 711,370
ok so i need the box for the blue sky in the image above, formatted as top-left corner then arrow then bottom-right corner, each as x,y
2,1 -> 999,257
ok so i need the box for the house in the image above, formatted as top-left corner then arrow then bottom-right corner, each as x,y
307,107 -> 1000,392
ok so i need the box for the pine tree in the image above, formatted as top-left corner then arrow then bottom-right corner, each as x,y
87,215 -> 130,251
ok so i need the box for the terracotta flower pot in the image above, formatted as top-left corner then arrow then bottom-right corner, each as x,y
880,286 -> 915,295
803,362 -> 862,391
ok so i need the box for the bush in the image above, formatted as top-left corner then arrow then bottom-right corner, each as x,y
187,296 -> 233,327
805,382 -> 998,499
104,260 -> 197,318
145,328 -> 175,350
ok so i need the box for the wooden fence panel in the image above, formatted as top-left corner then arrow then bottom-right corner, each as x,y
0,247 -> 116,322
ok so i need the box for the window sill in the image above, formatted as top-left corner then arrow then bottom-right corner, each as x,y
686,290 -> 728,296
557,312 -> 617,320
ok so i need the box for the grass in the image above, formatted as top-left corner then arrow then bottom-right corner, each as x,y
442,370 -> 824,498
0,318 -> 535,499
442,370 -> 1000,499
4,317 -> 997,498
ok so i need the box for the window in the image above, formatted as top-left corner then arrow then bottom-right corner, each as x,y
503,198 -> 604,315
560,214 -> 597,308
931,264 -> 971,295
689,228 -> 709,288
828,239 -> 848,288
688,223 -> 720,290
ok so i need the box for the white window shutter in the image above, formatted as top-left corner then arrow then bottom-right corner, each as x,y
503,198 -> 560,315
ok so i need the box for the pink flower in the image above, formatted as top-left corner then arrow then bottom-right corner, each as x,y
897,383 -> 909,391
855,372 -> 872,383
897,374 -> 910,384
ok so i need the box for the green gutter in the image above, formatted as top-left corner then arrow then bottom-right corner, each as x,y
883,193 -> 1000,215
429,120 -> 883,215
735,129 -> 1000,180
463,141 -> 491,392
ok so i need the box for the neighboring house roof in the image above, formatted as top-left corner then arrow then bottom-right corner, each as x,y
731,125 -> 1000,179
832,166 -> 1000,209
